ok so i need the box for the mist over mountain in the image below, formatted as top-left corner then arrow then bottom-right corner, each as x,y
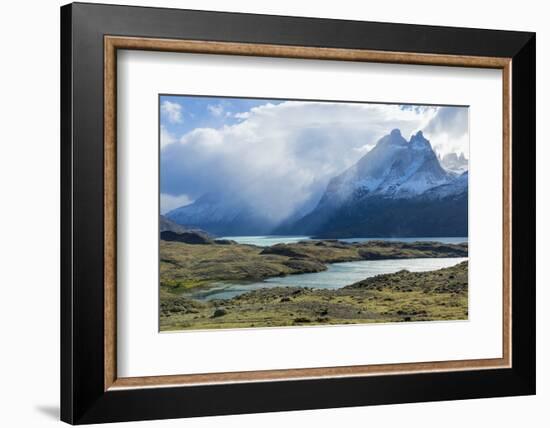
166,129 -> 468,237
165,193 -> 278,236
440,152 -> 469,174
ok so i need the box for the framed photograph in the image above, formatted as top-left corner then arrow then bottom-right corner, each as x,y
61,2 -> 535,424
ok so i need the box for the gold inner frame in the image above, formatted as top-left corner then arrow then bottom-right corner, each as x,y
104,35 -> 512,391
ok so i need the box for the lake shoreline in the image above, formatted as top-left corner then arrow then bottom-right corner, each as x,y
185,256 -> 468,301
160,239 -> 468,294
160,261 -> 469,331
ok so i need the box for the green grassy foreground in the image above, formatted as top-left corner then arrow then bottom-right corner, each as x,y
159,239 -> 468,331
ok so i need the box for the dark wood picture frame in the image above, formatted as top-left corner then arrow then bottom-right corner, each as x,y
61,2 -> 536,424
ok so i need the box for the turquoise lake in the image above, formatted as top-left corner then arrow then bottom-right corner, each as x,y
189,256 -> 468,301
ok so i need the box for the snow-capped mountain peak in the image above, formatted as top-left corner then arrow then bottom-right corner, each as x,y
409,130 -> 431,151
284,129 -> 468,237
320,129 -> 452,205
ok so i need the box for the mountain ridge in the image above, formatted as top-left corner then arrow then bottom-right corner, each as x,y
166,129 -> 468,237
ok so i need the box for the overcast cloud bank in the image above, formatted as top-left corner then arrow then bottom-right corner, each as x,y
160,98 -> 469,221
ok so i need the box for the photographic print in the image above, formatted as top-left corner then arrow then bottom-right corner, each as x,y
159,95 -> 469,331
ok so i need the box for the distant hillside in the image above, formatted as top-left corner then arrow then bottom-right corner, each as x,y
160,215 -> 188,234
165,193 -> 275,236
160,215 -> 214,244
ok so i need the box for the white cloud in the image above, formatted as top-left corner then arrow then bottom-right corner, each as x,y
234,111 -> 249,120
161,100 -> 183,124
160,125 -> 176,148
161,102 -> 468,223
423,106 -> 469,158
160,193 -> 193,214
207,104 -> 224,117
